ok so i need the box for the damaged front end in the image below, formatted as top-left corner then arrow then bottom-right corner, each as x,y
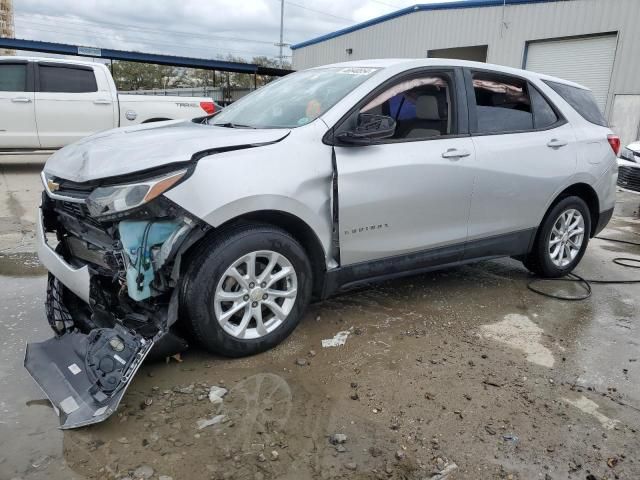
26,167 -> 205,428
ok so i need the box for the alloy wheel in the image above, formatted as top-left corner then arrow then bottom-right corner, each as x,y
213,250 -> 298,339
548,208 -> 585,267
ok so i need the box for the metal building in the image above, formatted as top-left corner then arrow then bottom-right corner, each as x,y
0,0 -> 14,56
291,0 -> 640,145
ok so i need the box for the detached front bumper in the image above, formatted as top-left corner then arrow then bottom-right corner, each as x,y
27,197 -> 192,428
24,326 -> 153,429
27,209 -> 154,428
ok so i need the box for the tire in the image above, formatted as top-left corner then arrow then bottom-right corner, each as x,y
524,196 -> 591,278
181,224 -> 312,357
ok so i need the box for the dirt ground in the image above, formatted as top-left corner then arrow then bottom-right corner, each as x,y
1,159 -> 639,480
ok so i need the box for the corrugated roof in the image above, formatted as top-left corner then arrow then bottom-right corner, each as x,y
291,0 -> 563,50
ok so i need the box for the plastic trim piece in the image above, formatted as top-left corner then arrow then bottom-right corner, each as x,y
36,208 -> 91,303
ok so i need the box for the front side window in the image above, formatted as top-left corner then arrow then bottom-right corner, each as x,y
39,65 -> 98,93
209,66 -> 379,129
472,72 -> 533,134
360,73 -> 453,140
0,64 -> 27,92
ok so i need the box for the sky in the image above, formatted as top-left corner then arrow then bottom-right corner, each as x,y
12,0 -> 463,62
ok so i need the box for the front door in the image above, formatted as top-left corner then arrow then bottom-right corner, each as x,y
334,69 -> 475,265
0,61 -> 39,149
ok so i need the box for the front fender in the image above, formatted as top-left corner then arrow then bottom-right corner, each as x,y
201,194 -> 331,258
164,131 -> 334,264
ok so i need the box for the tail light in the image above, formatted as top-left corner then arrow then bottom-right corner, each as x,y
200,101 -> 215,115
607,134 -> 620,156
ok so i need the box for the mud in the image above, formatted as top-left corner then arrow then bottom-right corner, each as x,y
1,161 -> 639,479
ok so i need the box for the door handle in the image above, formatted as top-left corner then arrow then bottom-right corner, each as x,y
11,97 -> 32,103
547,138 -> 568,148
441,148 -> 471,159
93,99 -> 111,105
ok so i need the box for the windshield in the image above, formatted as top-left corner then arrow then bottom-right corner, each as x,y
209,66 -> 380,129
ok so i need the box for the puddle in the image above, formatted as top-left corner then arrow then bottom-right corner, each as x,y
563,395 -> 620,430
480,313 -> 555,367
0,253 -> 46,277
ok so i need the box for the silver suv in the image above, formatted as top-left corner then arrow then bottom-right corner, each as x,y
29,59 -> 618,427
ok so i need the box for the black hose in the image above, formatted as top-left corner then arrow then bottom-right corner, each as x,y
526,235 -> 640,301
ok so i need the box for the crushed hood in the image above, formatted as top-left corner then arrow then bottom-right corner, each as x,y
43,120 -> 290,183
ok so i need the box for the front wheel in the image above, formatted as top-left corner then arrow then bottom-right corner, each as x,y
181,224 -> 312,357
524,196 -> 591,278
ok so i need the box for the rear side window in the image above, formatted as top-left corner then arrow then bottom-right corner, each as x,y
471,72 -> 533,134
529,86 -> 559,129
39,65 -> 98,93
544,80 -> 607,127
0,64 -> 26,92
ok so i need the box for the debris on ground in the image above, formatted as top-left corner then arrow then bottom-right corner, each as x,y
429,461 -> 458,479
132,465 -> 154,479
321,330 -> 350,347
208,385 -> 228,405
196,415 -> 226,430
329,433 -> 347,445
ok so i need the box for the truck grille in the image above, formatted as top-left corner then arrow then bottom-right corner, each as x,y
617,166 -> 640,193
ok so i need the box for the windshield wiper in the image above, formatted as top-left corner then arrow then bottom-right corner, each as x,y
212,122 -> 255,129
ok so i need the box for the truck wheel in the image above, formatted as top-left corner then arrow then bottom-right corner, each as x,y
524,196 -> 591,278
181,224 -> 312,357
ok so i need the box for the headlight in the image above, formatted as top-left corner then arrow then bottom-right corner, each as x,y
619,147 -> 637,163
86,169 -> 187,217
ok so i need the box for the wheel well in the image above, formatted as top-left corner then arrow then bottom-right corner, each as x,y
142,118 -> 171,123
184,211 -> 327,300
553,183 -> 600,237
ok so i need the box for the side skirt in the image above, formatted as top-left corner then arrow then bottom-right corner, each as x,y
322,228 -> 536,298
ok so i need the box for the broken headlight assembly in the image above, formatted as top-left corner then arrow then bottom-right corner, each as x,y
85,168 -> 188,218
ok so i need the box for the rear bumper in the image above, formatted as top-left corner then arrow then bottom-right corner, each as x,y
594,207 -> 614,236
36,208 -> 90,304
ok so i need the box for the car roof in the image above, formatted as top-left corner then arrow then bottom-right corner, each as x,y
0,55 -> 105,68
312,58 -> 588,90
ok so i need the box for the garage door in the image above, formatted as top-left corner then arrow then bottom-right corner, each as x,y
525,35 -> 617,111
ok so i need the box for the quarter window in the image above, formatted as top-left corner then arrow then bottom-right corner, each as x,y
39,65 -> 98,93
544,80 -> 607,127
529,85 -> 559,129
360,73 -> 453,140
0,64 -> 27,92
472,72 -> 533,134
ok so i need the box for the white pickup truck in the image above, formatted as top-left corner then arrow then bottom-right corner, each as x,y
0,56 -> 218,150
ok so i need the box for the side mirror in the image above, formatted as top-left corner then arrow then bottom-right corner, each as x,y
336,113 -> 396,145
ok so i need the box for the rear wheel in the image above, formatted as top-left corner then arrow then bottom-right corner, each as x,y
182,224 -> 312,357
524,196 -> 591,278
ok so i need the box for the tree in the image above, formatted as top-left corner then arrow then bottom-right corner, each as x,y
110,55 -> 289,92
111,61 -> 178,90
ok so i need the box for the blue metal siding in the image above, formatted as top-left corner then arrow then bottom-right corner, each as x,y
291,0 -> 560,50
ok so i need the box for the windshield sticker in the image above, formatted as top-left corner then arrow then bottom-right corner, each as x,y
337,67 -> 377,76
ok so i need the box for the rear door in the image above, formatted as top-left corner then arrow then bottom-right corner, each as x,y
464,68 -> 577,256
35,62 -> 115,148
0,61 -> 39,149
333,68 -> 476,265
